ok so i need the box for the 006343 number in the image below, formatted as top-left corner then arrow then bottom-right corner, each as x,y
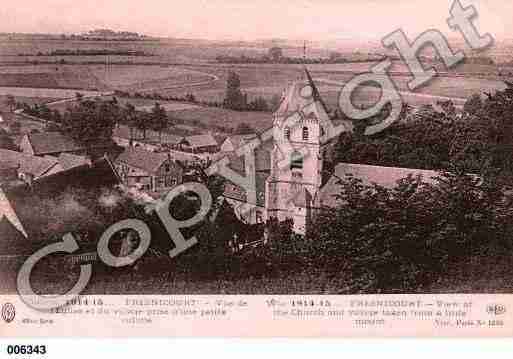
6,345 -> 46,355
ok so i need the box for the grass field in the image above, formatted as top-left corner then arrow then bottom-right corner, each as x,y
156,62 -> 509,110
0,64 -> 215,93
0,59 -> 509,110
167,106 -> 273,132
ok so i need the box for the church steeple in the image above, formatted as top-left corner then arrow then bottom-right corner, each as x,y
303,67 -> 330,116
265,68 -> 327,234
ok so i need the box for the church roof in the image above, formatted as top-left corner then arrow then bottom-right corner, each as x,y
319,163 -> 439,208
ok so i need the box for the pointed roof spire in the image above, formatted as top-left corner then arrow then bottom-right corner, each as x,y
303,66 -> 330,115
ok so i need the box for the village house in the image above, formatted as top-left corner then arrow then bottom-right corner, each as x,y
20,132 -> 115,158
115,147 -> 183,192
0,149 -> 63,184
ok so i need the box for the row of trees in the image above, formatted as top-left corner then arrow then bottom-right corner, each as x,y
215,47 -> 385,65
18,97 -> 172,151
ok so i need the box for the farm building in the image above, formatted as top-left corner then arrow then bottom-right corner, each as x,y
112,125 -> 184,152
20,132 -> 116,158
115,147 -> 183,192
0,149 -> 91,185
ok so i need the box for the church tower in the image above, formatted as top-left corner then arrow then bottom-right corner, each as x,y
265,68 -> 329,234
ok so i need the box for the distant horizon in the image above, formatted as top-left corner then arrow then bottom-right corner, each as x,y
2,30 -> 513,45
0,0 -> 511,43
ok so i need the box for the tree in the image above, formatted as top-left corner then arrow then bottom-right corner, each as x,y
463,93 -> 483,116
123,103 -> 138,143
4,95 -> 16,112
329,51 -> 342,62
223,71 -> 247,111
150,102 -> 168,142
268,47 -> 283,62
307,168 -> 513,292
135,110 -> 150,139
61,98 -> 118,154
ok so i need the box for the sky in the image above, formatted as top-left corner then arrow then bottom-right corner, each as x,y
0,0 -> 511,41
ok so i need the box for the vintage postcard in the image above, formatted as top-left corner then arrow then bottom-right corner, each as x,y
0,0 -> 512,339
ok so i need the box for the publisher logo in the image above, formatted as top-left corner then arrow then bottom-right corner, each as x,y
487,304 -> 506,316
1,303 -> 16,323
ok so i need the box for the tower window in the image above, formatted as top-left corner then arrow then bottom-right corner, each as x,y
302,127 -> 309,141
285,127 -> 291,140
291,151 -> 303,170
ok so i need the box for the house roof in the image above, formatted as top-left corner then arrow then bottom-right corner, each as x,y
184,134 -> 218,148
27,132 -> 82,155
168,151 -> 201,163
0,149 -> 59,178
115,147 -> 178,175
57,153 -> 91,171
318,163 -> 439,208
27,132 -> 112,155
146,132 -> 183,146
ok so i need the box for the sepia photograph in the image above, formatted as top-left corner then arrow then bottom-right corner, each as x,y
1,0 -> 513,305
